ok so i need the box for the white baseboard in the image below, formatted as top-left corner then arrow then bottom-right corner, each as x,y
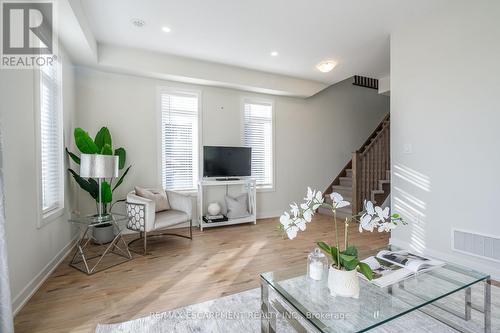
12,234 -> 79,316
390,238 -> 500,281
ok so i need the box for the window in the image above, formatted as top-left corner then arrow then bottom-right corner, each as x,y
243,99 -> 274,189
159,90 -> 200,191
38,61 -> 63,220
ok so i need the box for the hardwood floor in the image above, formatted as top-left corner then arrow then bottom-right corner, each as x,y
14,215 -> 389,333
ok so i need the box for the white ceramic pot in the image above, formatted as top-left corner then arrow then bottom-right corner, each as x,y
207,202 -> 221,216
328,266 -> 360,299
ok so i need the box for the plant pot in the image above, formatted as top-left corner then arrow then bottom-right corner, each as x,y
93,223 -> 115,244
328,266 -> 360,299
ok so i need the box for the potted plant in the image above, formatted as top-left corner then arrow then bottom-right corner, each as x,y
279,188 -> 405,298
66,127 -> 131,243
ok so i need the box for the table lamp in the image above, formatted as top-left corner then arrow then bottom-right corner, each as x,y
80,154 -> 119,221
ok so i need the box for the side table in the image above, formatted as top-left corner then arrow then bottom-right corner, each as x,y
68,213 -> 132,275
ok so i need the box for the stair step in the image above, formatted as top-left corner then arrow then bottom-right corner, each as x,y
339,177 -> 352,186
345,169 -> 352,177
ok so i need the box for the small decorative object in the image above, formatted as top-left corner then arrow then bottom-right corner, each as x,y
279,187 -> 406,298
207,202 -> 221,216
307,248 -> 328,281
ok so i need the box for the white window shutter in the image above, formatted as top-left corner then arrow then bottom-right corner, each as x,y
40,64 -> 62,214
160,92 -> 199,191
244,101 -> 273,188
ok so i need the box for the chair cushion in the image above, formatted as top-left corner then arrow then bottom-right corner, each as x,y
154,209 -> 190,229
135,186 -> 170,212
225,194 -> 250,219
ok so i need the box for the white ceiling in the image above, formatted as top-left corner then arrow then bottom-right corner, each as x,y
81,0 -> 445,84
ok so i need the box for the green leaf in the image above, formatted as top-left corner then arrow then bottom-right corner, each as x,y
343,245 -> 358,257
68,169 -> 98,200
339,253 -> 356,262
112,165 -> 131,191
74,128 -> 98,154
114,147 -> 126,169
330,246 -> 339,266
316,241 -> 331,254
391,213 -> 400,219
65,148 -> 80,165
101,143 -> 113,155
358,262 -> 374,280
100,181 -> 113,203
343,258 -> 359,271
94,127 -> 112,151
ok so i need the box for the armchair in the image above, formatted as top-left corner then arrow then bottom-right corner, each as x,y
126,188 -> 193,254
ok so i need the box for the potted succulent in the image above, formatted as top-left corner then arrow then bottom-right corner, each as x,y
279,188 -> 405,298
66,127 -> 131,243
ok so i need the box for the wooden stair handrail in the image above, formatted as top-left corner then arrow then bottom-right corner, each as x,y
323,113 -> 391,216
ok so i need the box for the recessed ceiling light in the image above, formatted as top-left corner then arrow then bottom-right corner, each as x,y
131,18 -> 145,28
316,60 -> 336,73
162,26 -> 171,33
270,51 -> 278,57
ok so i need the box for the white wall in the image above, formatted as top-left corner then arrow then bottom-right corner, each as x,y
390,1 -> 500,279
0,48 -> 78,313
75,67 -> 388,219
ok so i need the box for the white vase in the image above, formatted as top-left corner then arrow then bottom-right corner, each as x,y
328,266 -> 360,299
207,202 -> 221,216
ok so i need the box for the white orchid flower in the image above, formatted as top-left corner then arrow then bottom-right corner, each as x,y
300,203 -> 313,222
285,225 -> 299,239
378,222 -> 396,232
375,206 -> 390,222
359,213 -> 375,232
312,190 -> 324,210
304,187 -> 315,202
280,212 -> 292,228
295,218 -> 307,231
330,192 -> 350,209
364,200 -> 375,216
290,203 -> 299,217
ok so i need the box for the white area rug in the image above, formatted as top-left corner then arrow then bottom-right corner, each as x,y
96,284 -> 499,333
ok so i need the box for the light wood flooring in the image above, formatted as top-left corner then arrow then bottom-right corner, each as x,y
14,215 -> 389,333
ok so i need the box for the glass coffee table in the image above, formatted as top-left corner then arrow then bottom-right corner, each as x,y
261,260 -> 491,333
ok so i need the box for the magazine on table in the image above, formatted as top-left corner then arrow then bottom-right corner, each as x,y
359,250 -> 445,287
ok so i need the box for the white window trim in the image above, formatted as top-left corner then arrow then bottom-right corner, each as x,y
241,96 -> 276,192
33,61 -> 65,228
156,86 -> 203,193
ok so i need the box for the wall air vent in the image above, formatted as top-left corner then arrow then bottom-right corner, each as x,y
453,229 -> 500,263
353,75 -> 378,90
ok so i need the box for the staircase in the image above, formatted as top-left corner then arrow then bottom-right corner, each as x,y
319,114 -> 390,219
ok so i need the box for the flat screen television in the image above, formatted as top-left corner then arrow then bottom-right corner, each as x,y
203,146 -> 251,178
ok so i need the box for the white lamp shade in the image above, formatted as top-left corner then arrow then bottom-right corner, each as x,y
80,154 -> 119,178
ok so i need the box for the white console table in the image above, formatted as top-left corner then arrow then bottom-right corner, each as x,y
197,178 -> 257,231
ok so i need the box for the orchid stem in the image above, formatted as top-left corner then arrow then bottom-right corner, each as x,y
344,218 -> 349,251
333,210 -> 340,269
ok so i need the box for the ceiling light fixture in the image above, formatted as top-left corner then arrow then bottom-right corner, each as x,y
316,60 -> 336,73
131,18 -> 146,28
270,51 -> 278,57
162,26 -> 171,33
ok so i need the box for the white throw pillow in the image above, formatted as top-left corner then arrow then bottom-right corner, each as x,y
135,186 -> 171,212
225,194 -> 250,219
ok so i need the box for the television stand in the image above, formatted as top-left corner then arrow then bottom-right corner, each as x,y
197,178 -> 257,231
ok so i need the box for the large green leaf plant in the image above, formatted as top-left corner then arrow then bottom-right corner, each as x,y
66,127 -> 131,214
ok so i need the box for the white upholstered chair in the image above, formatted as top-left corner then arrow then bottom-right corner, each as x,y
126,189 -> 192,253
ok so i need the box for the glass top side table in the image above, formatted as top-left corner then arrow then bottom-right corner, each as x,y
68,213 -> 132,275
